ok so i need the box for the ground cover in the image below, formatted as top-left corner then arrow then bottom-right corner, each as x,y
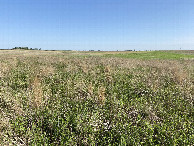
0,50 -> 193,145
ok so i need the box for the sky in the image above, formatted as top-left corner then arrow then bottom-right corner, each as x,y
0,0 -> 194,51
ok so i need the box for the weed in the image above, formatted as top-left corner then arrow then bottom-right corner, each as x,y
0,50 -> 193,145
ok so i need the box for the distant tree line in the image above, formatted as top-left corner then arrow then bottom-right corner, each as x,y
12,47 -> 41,50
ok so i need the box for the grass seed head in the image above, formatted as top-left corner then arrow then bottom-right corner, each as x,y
98,86 -> 106,104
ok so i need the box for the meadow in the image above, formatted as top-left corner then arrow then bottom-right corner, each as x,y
0,50 -> 193,145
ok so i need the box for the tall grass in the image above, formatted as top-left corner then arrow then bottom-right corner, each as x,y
0,50 -> 193,145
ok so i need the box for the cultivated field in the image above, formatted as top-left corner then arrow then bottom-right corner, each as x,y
0,50 -> 193,145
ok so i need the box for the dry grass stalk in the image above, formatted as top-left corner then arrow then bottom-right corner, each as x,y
32,76 -> 43,108
98,86 -> 106,104
88,83 -> 94,96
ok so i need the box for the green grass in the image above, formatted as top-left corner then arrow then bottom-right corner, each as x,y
104,51 -> 194,59
0,50 -> 193,145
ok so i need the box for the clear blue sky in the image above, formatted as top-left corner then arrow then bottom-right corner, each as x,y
0,0 -> 194,51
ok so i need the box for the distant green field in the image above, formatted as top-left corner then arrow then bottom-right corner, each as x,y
103,51 -> 194,59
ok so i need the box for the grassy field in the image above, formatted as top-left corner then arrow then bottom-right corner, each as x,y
103,50 -> 194,60
0,50 -> 193,145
